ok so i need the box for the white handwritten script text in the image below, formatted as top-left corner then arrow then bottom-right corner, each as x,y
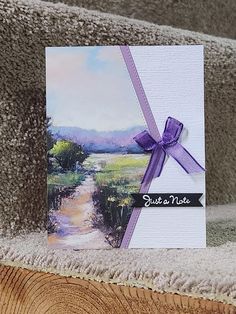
143,194 -> 191,207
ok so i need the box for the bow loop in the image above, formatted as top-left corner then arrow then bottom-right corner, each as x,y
161,117 -> 183,147
133,130 -> 157,151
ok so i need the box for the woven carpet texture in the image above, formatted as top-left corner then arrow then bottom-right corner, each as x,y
1,204 -> 236,306
46,0 -> 236,39
0,0 -> 236,309
0,0 -> 235,236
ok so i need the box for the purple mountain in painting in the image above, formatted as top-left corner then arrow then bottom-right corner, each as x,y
50,126 -> 146,153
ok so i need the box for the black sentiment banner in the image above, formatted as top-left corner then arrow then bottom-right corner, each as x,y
131,193 -> 203,208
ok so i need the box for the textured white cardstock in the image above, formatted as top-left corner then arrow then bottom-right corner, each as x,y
128,46 -> 205,248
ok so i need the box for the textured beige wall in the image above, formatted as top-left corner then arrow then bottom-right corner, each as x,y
0,0 -> 235,235
47,0 -> 236,39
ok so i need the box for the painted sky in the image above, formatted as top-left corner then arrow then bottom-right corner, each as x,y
46,46 -> 145,131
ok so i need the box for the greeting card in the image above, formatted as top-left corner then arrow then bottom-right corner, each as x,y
46,45 -> 205,249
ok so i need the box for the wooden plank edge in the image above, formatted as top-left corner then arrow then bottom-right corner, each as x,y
0,265 -> 235,313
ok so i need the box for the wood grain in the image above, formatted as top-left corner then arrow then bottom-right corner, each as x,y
0,265 -> 235,314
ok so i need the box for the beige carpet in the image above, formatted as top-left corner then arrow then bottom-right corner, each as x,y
0,0 -> 236,308
0,0 -> 235,236
45,0 -> 236,39
0,204 -> 236,306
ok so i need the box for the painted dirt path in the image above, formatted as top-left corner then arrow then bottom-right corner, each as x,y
48,175 -> 111,249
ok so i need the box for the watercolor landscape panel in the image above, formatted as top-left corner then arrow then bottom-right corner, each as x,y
46,46 -> 149,249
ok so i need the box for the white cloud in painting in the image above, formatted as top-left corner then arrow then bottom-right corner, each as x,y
46,46 -> 145,131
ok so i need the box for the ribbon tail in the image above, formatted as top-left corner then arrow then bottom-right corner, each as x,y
165,142 -> 205,174
142,146 -> 166,188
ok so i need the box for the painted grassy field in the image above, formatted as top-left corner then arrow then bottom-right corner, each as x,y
91,154 -> 149,247
48,153 -> 149,248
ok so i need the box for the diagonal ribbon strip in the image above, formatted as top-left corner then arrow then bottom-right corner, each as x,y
119,45 -> 156,248
134,116 -> 205,186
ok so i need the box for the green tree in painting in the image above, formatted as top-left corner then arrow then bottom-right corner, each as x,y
47,117 -> 55,151
47,117 -> 55,173
51,140 -> 87,171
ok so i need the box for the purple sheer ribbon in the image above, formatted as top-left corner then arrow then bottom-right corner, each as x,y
134,117 -> 205,187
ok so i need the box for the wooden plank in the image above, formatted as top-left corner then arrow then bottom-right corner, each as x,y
0,265 -> 235,314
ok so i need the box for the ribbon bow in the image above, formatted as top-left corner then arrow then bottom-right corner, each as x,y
134,117 -> 205,186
